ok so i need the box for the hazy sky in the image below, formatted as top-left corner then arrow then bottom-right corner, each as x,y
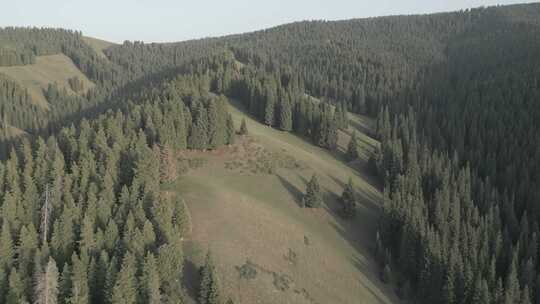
1,0 -> 537,43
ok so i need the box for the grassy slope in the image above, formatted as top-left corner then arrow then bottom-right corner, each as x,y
171,99 -> 398,304
82,36 -> 115,59
0,54 -> 95,108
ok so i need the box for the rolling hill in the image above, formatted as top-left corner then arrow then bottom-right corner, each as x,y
0,3 -> 539,304
0,53 -> 95,108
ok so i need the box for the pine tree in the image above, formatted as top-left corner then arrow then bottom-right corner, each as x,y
111,253 -> 137,304
278,97 -> 292,131
505,252 -> 521,304
188,101 -> 208,150
142,253 -> 161,304
6,269 -> 27,304
225,114 -> 235,145
199,252 -> 221,304
327,112 -> 339,150
239,118 -> 248,135
346,131 -> 360,161
59,264 -> 72,304
34,258 -> 59,304
160,145 -> 178,183
69,254 -> 89,304
0,222 -> 14,272
340,178 -> 357,218
264,86 -> 275,126
303,174 -> 323,208
441,268 -> 455,304
157,242 -> 184,298
381,264 -> 392,283
207,99 -> 220,149
471,277 -> 490,304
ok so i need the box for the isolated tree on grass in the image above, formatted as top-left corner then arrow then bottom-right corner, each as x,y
340,178 -> 357,218
347,131 -> 359,161
303,174 -> 323,208
199,252 -> 221,304
226,114 -> 235,144
239,118 -> 248,135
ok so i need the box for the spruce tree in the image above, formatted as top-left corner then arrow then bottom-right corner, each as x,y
111,253 -> 137,304
207,99 -> 219,149
142,253 -> 161,304
34,258 -> 59,304
347,131 -> 360,161
279,97 -> 292,131
505,253 -> 521,304
0,222 -> 14,273
441,268 -> 455,304
303,174 -> 323,208
199,252 -> 221,304
69,253 -> 89,304
6,269 -> 26,304
159,145 -> 177,183
340,178 -> 357,218
225,114 -> 235,145
264,87 -> 275,126
58,263 -> 72,304
327,112 -> 339,150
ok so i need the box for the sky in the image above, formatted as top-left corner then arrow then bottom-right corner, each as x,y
1,0 -> 537,43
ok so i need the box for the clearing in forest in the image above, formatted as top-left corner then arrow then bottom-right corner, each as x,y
168,99 -> 399,304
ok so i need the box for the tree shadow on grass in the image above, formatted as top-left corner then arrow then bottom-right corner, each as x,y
182,258 -> 200,300
350,255 -> 399,304
276,174 -> 305,208
326,174 -> 380,213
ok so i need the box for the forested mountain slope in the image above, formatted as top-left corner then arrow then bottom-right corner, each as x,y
0,2 -> 540,304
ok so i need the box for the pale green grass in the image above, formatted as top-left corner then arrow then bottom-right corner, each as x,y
172,99 -> 399,304
0,54 -> 95,108
82,36 -> 115,59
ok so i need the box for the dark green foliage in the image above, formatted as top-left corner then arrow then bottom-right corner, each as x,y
381,264 -> 392,284
0,4 -> 540,304
0,51 -> 234,304
225,114 -> 236,144
278,96 -> 292,131
340,178 -> 357,218
199,252 -> 221,304
303,174 -> 323,208
370,6 -> 540,302
111,253 -> 137,304
346,131 -> 359,161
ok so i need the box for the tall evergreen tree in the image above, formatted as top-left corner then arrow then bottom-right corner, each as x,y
34,258 -> 59,304
199,252 -> 221,304
278,97 -> 292,131
303,174 -> 323,208
111,253 -> 137,304
225,114 -> 235,145
6,269 -> 26,304
142,253 -> 161,304
340,178 -> 357,218
346,131 -> 359,161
